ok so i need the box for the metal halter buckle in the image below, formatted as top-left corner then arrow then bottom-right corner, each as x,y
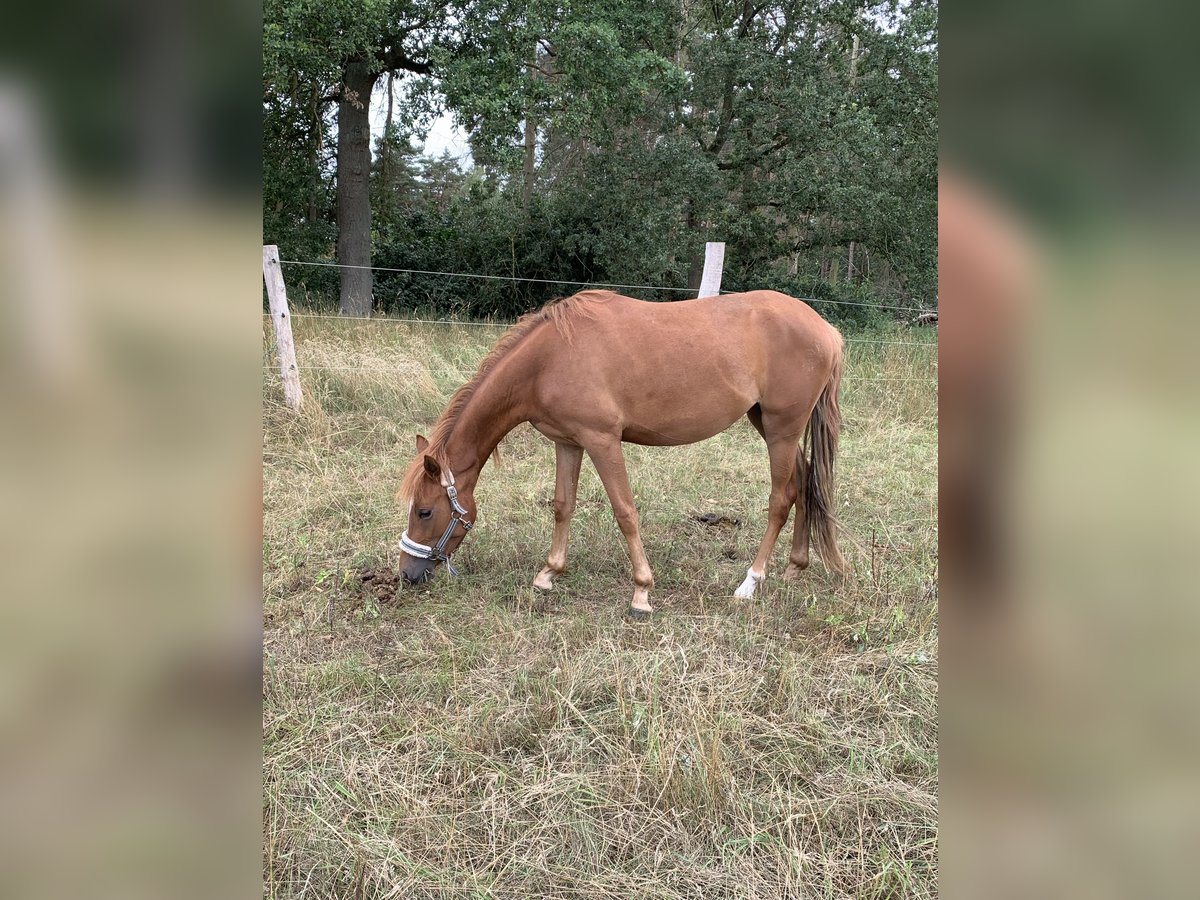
399,477 -> 473,576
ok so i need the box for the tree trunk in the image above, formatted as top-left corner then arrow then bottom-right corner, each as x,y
685,203 -> 703,292
382,72 -> 394,185
845,35 -> 860,288
337,59 -> 378,317
522,114 -> 536,208
522,45 -> 539,208
308,83 -> 320,224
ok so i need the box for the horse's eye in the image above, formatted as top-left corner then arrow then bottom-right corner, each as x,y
418,509 -> 432,520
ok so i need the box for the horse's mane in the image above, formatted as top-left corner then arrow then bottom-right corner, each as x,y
399,290 -> 614,501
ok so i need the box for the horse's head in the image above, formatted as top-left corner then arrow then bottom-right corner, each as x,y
396,435 -> 476,585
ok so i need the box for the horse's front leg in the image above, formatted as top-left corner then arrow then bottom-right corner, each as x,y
533,442 -> 584,591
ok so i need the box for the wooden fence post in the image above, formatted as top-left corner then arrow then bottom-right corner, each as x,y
262,245 -> 303,410
698,241 -> 725,298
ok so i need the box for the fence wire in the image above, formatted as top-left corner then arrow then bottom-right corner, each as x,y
262,363 -> 935,381
279,258 -> 936,316
264,258 -> 936,384
272,313 -> 936,349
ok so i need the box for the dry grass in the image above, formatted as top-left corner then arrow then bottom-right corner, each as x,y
263,314 -> 938,899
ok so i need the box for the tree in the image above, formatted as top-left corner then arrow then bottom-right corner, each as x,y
438,0 -> 938,309
264,0 -> 459,316
263,1 -> 938,318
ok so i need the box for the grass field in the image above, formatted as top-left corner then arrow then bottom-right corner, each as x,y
263,311 -> 938,899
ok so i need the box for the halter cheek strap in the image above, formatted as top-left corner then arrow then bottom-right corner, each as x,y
399,478 -> 474,576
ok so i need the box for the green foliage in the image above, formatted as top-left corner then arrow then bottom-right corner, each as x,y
263,0 -> 938,320
262,0 -> 458,286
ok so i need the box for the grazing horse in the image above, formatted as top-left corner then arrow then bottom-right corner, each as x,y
397,289 -> 846,618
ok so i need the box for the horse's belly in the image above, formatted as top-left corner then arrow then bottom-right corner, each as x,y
620,396 -> 751,446
621,421 -> 735,446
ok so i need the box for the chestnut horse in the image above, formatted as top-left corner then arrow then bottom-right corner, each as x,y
397,289 -> 846,618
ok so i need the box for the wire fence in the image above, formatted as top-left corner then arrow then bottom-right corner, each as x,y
263,338 -> 935,381
260,363 -> 934,380
263,255 -> 934,559
276,314 -> 931,348
279,311 -> 936,348
272,313 -> 936,361
266,257 -> 936,382
262,331 -> 934,382
279,258 -> 937,317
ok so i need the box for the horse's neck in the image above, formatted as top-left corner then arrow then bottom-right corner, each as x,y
444,354 -> 534,483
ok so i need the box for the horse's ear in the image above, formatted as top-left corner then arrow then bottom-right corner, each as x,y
415,434 -> 429,453
422,455 -> 441,481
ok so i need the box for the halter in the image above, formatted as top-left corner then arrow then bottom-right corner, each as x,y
399,473 -> 473,576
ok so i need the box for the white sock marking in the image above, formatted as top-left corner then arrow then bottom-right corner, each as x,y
734,567 -> 765,599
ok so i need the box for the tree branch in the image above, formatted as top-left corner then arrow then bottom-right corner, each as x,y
737,1 -> 770,38
378,43 -> 433,75
715,133 -> 791,170
522,61 -> 557,78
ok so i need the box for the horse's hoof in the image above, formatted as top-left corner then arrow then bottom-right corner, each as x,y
626,606 -> 652,622
782,564 -> 806,581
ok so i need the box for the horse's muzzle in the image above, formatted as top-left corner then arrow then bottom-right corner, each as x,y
400,558 -> 435,585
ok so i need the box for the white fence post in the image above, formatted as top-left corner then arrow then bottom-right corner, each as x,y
698,241 -> 725,298
262,245 -> 303,410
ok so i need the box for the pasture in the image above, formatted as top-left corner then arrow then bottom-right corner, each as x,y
263,312 -> 938,899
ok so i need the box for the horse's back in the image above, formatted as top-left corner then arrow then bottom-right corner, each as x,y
585,290 -> 841,377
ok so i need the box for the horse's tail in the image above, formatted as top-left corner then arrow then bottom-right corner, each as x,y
805,337 -> 847,574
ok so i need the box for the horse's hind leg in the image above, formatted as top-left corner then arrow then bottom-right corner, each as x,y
783,446 -> 810,579
747,404 -> 766,439
533,442 -> 584,591
584,438 -> 655,618
736,426 -> 802,599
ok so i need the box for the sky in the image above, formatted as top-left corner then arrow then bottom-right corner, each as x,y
421,112 -> 472,162
367,80 -> 473,167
